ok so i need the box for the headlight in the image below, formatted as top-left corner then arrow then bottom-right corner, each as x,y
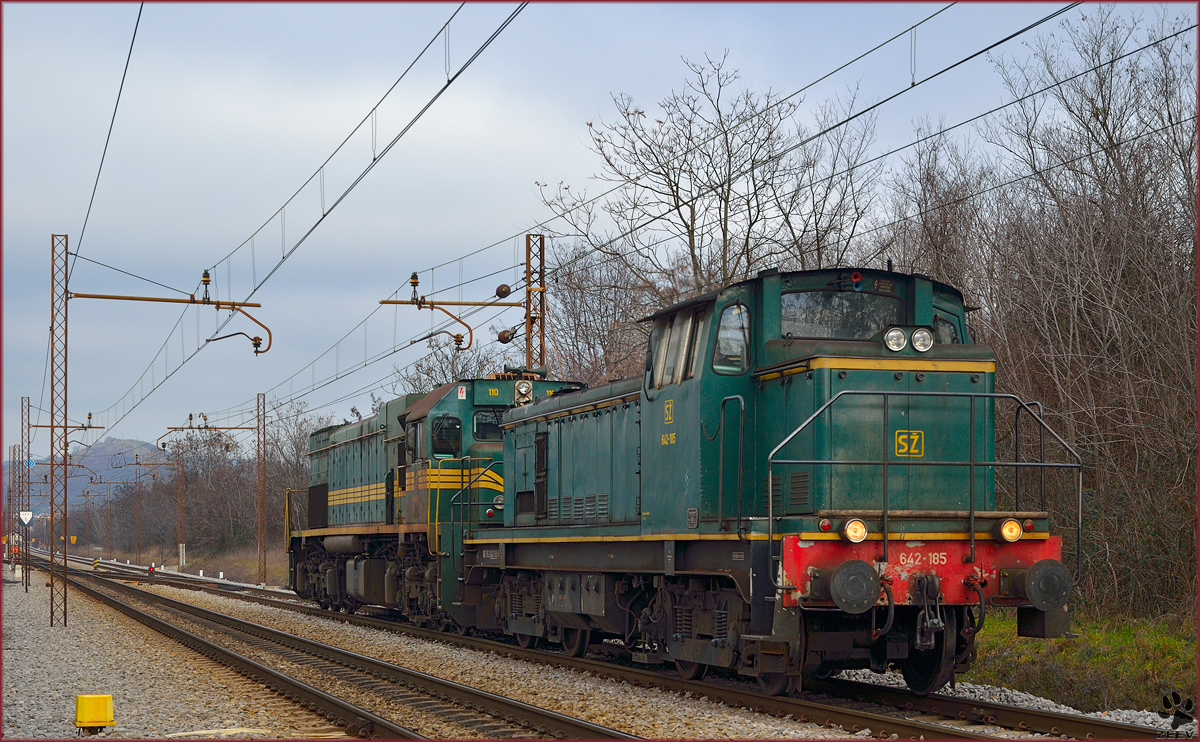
841,518 -> 869,544
912,328 -> 934,352
492,494 -> 504,511
884,328 -> 907,351
515,380 -> 533,396
995,518 -> 1022,543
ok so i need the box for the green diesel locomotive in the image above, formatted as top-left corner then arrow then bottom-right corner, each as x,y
287,267 -> 1080,695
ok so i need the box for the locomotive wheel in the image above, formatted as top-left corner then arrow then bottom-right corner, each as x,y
757,672 -> 790,696
515,633 -> 538,650
562,628 -> 591,658
899,608 -> 958,695
675,660 -> 708,681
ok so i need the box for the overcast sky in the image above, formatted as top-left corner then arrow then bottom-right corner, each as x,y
4,2 -> 1191,459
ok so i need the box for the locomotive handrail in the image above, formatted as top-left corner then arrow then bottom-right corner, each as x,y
702,395 -> 747,538
1013,401 -> 1046,511
429,457 -> 472,556
765,390 -> 1084,593
448,459 -> 502,574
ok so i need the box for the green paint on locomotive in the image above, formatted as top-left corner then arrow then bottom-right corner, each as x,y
304,379 -> 584,532
497,268 -> 993,541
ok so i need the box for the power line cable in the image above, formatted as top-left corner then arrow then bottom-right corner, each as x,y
70,2 -> 144,281
76,2 -> 1101,447
191,4 -> 965,421
68,252 -> 192,296
415,3 -> 962,275
164,1 -> 1091,430
81,0 -> 934,436
86,4 -> 527,440
34,4 -> 145,444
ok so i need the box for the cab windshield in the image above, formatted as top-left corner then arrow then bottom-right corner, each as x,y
781,290 -> 905,340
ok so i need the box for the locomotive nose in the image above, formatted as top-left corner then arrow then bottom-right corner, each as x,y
1012,559 -> 1071,612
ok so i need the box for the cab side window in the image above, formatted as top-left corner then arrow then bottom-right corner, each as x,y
711,303 -> 751,374
405,422 -> 425,464
431,415 -> 462,458
934,315 -> 961,344
473,410 -> 504,441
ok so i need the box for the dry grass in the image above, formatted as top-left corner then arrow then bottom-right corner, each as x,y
965,609 -> 1198,712
99,544 -> 290,588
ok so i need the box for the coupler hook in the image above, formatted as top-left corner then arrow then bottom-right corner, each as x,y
871,575 -> 895,640
913,574 -> 944,650
961,575 -> 988,640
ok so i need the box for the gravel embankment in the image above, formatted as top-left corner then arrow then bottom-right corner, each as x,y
838,668 -> 1198,736
87,583 -> 490,739
1,568 -> 337,739
139,584 -> 864,739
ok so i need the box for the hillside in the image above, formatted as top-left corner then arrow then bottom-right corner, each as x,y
3,438 -> 159,513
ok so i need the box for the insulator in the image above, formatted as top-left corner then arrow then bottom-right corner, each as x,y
498,329 -> 514,344
496,284 -> 512,299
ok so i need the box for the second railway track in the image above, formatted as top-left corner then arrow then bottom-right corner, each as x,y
60,555 -> 1170,739
38,557 -> 638,740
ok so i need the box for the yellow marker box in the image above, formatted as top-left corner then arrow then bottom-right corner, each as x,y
75,694 -> 113,729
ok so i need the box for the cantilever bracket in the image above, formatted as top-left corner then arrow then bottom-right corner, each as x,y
381,296 -> 474,351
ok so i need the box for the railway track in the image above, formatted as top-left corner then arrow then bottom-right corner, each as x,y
35,556 -> 637,740
54,555 -> 1167,739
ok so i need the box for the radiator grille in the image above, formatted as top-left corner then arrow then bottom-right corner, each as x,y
789,471 -> 810,508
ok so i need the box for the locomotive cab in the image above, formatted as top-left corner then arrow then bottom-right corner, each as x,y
632,267 -> 1078,693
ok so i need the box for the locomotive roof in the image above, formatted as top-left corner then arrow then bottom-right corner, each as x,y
397,382 -> 456,422
639,268 -> 966,323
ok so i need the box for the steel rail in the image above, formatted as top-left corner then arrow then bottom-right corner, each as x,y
45,555 -> 637,740
52,566 -> 426,739
59,554 -> 1165,740
69,561 -> 991,740
106,579 -> 639,740
807,678 -> 1162,740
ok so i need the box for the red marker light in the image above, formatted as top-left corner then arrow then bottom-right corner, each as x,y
1023,519 -> 1035,531
818,518 -> 833,532
851,272 -> 862,282
486,509 -> 495,517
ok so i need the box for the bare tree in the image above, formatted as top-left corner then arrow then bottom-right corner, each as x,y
542,53 -> 879,305
545,240 -> 656,384
390,335 -> 517,395
976,6 -> 1196,615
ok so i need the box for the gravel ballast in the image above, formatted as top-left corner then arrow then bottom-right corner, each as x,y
837,668 -> 1197,736
139,584 -> 863,739
2,568 -> 338,739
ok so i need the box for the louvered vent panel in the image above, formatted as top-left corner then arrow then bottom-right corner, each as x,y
597,493 -> 610,522
789,471 -> 811,509
585,494 -> 597,521
547,497 -> 559,521
765,474 -> 784,510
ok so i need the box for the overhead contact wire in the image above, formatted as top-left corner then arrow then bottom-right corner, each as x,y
70,2 -> 144,281
90,4 -> 529,442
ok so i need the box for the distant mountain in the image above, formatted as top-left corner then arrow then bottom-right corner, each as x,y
3,438 -> 159,514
